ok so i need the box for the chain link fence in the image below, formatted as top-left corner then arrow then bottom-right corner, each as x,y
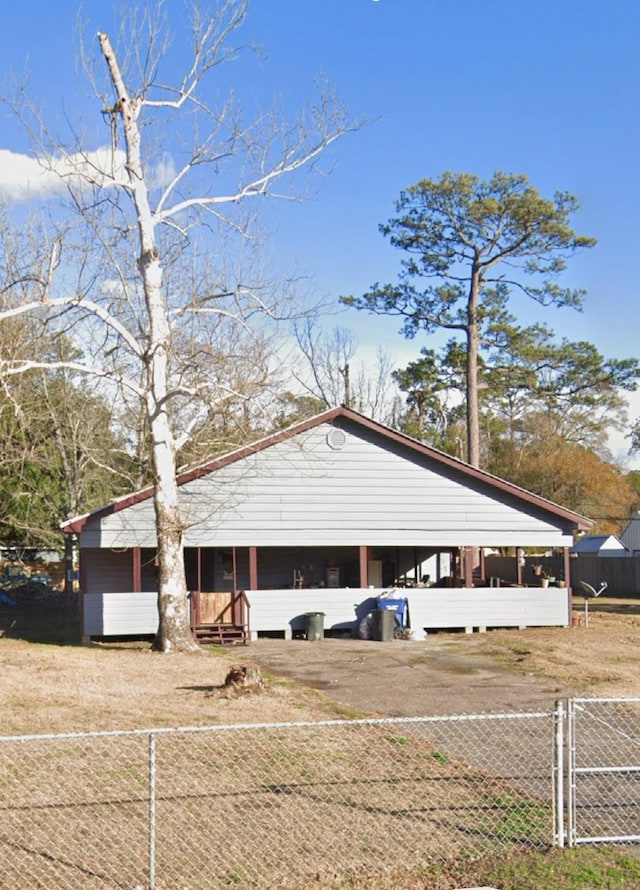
1,701 -> 638,888
567,697 -> 640,846
0,711 -> 556,888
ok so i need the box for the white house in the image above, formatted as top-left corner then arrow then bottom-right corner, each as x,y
62,407 -> 592,642
571,534 -> 629,557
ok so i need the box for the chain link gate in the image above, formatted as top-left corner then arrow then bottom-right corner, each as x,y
564,697 -> 640,846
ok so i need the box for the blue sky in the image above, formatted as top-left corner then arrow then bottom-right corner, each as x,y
1,0 -> 639,460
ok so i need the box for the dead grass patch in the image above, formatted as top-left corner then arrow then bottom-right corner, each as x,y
2,603 -> 640,887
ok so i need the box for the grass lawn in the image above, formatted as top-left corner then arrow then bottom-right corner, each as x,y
2,597 -> 640,888
317,847 -> 640,889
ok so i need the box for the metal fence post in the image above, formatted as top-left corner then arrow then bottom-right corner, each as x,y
553,699 -> 565,847
566,698 -> 576,847
149,732 -> 156,889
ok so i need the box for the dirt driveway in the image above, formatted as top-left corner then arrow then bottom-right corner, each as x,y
248,634 -> 573,717
247,599 -> 640,718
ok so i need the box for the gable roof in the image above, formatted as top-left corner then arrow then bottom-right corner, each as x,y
571,534 -> 628,555
61,405 -> 593,534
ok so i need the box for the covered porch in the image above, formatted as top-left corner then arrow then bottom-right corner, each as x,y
79,542 -> 572,643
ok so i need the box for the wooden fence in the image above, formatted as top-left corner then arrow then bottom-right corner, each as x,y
485,555 -> 640,597
567,556 -> 640,597
484,556 -> 565,587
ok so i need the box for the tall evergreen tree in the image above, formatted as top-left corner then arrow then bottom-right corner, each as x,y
343,171 -> 595,466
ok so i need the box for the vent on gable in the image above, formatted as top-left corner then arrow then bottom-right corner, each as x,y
326,428 -> 346,451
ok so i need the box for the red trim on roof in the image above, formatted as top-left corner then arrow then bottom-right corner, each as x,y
61,406 -> 593,534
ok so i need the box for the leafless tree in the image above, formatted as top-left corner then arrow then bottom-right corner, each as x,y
0,0 -> 356,650
292,318 -> 398,422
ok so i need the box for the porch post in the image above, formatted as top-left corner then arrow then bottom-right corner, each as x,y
359,545 -> 369,587
78,550 -> 87,594
248,546 -> 258,590
191,547 -> 202,632
563,547 -> 571,590
231,547 -> 242,626
132,548 -> 141,593
563,547 -> 572,624
516,548 -> 523,586
79,550 -> 88,643
232,547 -> 238,593
462,547 -> 474,587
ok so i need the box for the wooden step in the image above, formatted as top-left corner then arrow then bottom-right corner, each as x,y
193,623 -> 248,645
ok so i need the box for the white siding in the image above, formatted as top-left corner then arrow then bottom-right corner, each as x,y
247,588 -> 377,634
405,587 -> 570,629
80,422 -> 573,550
83,592 -> 158,636
82,585 -> 569,637
245,586 -> 569,634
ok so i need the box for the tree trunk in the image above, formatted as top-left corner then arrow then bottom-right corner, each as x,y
466,266 -> 481,467
99,31 -> 198,652
149,400 -> 198,652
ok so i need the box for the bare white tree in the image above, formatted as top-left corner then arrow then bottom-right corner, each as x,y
292,318 -> 399,422
0,0 -> 356,651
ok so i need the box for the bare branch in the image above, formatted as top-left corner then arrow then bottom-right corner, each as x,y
0,358 -> 143,397
155,117 -> 354,222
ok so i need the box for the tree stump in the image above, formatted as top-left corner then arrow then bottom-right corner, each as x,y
224,663 -> 266,695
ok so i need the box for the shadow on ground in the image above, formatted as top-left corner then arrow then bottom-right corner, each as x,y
0,599 -> 81,645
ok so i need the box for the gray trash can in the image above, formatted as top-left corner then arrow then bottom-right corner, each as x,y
372,607 -> 395,642
305,611 -> 325,641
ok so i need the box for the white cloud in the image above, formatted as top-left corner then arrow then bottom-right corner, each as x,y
0,147 -> 177,200
0,147 -> 129,199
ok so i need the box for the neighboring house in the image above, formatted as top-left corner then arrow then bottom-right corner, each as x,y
62,407 -> 592,642
570,535 -> 629,557
619,511 -> 640,556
